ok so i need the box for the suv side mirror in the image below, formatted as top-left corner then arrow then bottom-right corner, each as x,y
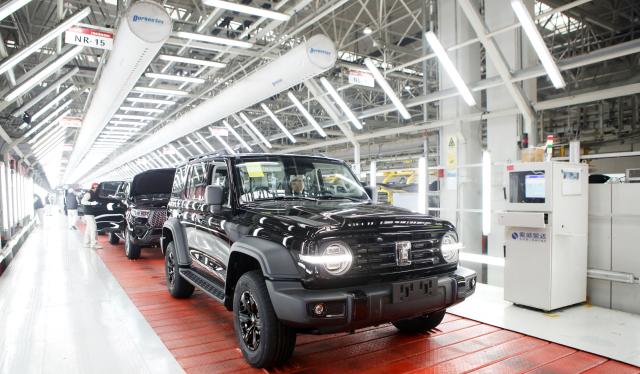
205,185 -> 224,206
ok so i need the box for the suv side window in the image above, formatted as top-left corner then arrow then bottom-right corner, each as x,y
187,162 -> 208,200
210,164 -> 230,206
172,166 -> 188,199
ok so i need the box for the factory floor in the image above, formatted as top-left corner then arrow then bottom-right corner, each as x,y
0,213 -> 638,373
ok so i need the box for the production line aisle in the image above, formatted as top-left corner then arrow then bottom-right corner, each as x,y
1,213 -> 639,373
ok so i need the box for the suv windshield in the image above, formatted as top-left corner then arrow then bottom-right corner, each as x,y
235,156 -> 369,203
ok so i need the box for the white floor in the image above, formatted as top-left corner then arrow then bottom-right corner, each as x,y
0,213 -> 184,374
450,282 -> 640,367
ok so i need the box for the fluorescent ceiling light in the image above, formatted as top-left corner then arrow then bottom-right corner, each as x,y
157,54 -> 227,68
260,103 -> 296,143
11,67 -> 78,117
5,45 -> 83,102
125,98 -> 176,105
319,77 -> 363,130
222,121 -> 252,151
134,86 -> 188,96
145,73 -> 205,84
173,31 -> 253,49
214,134 -> 235,155
202,0 -> 290,21
363,58 -> 411,119
32,128 -> 65,151
0,0 -> 32,22
119,106 -> 164,114
23,101 -> 72,138
511,0 -> 566,89
239,113 -> 272,149
287,92 -> 327,137
113,114 -> 155,120
0,7 -> 89,75
109,120 -> 149,126
424,32 -> 476,106
186,137 -> 204,154
194,132 -> 216,152
31,86 -> 75,121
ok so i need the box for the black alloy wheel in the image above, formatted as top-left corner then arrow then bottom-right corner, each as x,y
238,290 -> 261,351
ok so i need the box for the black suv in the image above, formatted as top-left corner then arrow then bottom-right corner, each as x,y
162,153 -> 476,368
81,181 -> 127,239
122,168 -> 175,259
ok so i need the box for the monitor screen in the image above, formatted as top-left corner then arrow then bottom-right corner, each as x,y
525,174 -> 545,199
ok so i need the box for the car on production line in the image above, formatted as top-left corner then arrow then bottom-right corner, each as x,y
120,168 -> 176,259
161,153 -> 476,368
78,181 -> 128,241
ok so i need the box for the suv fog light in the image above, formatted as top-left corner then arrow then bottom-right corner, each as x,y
470,278 -> 476,288
441,232 -> 462,264
312,303 -> 326,317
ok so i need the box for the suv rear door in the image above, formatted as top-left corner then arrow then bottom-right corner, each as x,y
93,181 -> 127,232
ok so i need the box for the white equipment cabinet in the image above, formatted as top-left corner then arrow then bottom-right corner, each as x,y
498,161 -> 589,311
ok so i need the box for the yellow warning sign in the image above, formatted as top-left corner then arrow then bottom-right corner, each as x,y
245,163 -> 264,178
447,135 -> 458,170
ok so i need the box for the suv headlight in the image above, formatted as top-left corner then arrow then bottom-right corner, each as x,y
299,242 -> 353,276
441,232 -> 462,263
131,208 -> 151,218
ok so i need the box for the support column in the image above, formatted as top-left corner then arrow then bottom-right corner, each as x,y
485,0 -> 537,286
436,0 -> 483,261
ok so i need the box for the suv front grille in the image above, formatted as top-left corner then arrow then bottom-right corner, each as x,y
149,210 -> 167,228
342,231 -> 443,275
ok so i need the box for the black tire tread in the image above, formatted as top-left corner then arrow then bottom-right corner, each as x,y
234,270 -> 296,368
165,242 -> 194,298
108,232 -> 119,245
125,230 -> 141,260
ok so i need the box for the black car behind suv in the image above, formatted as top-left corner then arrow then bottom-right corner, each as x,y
122,168 -> 175,259
162,153 -> 476,368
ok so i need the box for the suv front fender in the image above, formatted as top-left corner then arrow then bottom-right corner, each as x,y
230,237 -> 301,280
162,217 -> 190,266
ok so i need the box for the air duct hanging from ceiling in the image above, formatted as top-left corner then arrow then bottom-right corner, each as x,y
64,1 -> 171,182
73,34 -> 337,183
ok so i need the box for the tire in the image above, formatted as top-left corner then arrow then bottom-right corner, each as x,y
392,310 -> 446,333
233,270 -> 296,368
165,242 -> 194,298
108,232 -> 120,245
124,230 -> 141,260
97,231 -> 106,236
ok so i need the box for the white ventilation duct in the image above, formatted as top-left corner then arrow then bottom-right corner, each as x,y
64,1 -> 171,182
75,34 -> 337,183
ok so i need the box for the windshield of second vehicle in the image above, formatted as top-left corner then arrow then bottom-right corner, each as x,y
236,157 -> 369,203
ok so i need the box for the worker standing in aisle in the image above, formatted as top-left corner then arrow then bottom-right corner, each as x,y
65,188 -> 78,230
33,194 -> 44,226
81,183 -> 102,249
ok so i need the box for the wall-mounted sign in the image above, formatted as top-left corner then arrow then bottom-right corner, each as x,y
60,117 -> 82,128
210,128 -> 229,137
65,26 -> 114,50
348,69 -> 375,87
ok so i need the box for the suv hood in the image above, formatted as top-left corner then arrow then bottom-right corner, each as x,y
244,201 -> 453,231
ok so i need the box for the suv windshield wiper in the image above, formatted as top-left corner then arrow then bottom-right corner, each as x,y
316,195 -> 366,202
252,196 -> 318,202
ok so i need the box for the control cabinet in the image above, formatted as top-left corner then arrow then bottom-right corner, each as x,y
498,162 -> 589,311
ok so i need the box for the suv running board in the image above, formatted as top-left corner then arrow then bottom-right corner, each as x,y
179,268 -> 225,302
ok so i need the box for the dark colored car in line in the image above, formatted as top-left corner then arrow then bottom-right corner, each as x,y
121,168 -> 175,259
78,181 -> 127,239
161,153 -> 476,368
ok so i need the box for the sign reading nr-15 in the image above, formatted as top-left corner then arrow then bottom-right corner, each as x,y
65,26 -> 113,50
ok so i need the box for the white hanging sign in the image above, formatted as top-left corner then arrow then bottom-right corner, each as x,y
348,69 -> 375,87
60,116 -> 83,128
65,26 -> 114,50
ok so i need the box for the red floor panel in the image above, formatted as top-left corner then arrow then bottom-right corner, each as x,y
91,233 -> 640,374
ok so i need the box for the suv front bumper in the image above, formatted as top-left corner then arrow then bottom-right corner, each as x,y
266,267 -> 476,333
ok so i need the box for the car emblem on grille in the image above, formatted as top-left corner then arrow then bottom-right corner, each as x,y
395,241 -> 412,266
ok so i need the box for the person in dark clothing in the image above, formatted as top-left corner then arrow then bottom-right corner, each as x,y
34,195 -> 44,226
65,189 -> 79,230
